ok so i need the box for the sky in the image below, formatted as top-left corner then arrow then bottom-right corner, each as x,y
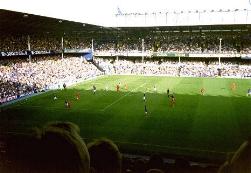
0,0 -> 250,26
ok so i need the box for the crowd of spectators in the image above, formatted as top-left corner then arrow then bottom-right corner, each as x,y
94,34 -> 249,54
112,60 -> 180,76
0,36 -> 27,52
179,61 -> 219,77
0,121 -> 250,173
220,62 -> 251,78
64,37 -> 91,50
30,35 -> 61,51
95,58 -> 251,78
0,35 -> 90,52
1,33 -> 251,54
0,56 -> 103,104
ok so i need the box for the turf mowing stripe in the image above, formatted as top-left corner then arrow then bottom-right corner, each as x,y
111,140 -> 232,154
101,83 -> 146,111
67,75 -> 107,89
13,104 -> 90,111
1,131 -> 231,155
79,136 -> 233,155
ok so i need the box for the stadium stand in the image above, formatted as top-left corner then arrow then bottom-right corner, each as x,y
0,56 -> 103,104
0,9 -> 251,173
94,57 -> 251,78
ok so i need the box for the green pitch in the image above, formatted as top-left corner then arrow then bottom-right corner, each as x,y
1,75 -> 251,162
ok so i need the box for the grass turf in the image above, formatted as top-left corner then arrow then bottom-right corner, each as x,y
1,75 -> 251,162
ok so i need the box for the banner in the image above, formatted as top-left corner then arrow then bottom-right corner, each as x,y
241,54 -> 251,59
64,48 -> 91,53
0,51 -> 28,57
189,53 -> 241,58
31,50 -> 53,55
0,50 -> 55,57
152,52 -> 189,57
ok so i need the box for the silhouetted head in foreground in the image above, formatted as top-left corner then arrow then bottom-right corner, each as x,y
218,136 -> 251,173
88,138 -> 122,173
3,121 -> 90,173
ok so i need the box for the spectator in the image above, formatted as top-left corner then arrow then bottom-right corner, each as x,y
88,138 -> 122,173
218,137 -> 251,173
3,121 -> 90,173
146,169 -> 165,173
147,153 -> 165,171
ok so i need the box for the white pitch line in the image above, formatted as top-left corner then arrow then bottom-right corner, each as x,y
101,83 -> 146,111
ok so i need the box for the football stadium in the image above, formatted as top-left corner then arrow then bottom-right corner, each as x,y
1,0 -> 251,172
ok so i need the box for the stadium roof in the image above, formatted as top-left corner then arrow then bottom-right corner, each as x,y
0,9 -> 103,35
